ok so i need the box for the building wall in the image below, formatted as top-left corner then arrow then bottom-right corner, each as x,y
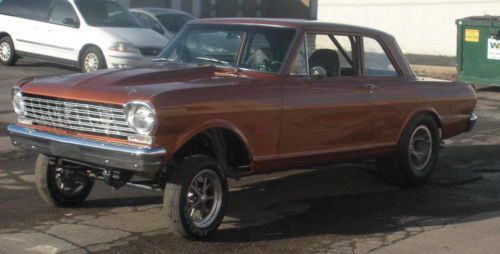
120,0 -> 315,19
317,0 -> 500,57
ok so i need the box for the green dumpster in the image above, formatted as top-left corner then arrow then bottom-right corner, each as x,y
456,16 -> 500,86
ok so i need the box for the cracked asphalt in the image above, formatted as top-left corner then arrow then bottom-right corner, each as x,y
1,60 -> 500,254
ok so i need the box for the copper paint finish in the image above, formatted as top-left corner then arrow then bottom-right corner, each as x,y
14,19 -> 477,173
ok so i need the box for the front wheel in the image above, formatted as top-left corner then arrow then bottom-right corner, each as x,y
80,46 -> 106,73
35,154 -> 94,207
164,155 -> 228,239
377,114 -> 440,187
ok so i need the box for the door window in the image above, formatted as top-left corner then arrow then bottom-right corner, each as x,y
50,0 -> 79,26
289,33 -> 358,77
363,37 -> 398,76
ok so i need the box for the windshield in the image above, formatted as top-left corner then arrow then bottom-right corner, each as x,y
158,24 -> 297,73
157,14 -> 194,33
75,0 -> 142,28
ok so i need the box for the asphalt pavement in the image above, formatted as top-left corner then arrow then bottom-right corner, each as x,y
1,59 -> 500,254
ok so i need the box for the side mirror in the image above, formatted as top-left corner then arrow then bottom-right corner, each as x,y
310,66 -> 327,80
63,18 -> 79,27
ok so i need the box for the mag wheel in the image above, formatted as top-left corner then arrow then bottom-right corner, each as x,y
377,114 -> 440,187
35,154 -> 94,207
164,155 -> 228,239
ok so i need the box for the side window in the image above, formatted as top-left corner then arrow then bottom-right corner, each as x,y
363,37 -> 398,76
290,39 -> 307,76
0,0 -> 52,21
49,0 -> 79,26
306,33 -> 357,77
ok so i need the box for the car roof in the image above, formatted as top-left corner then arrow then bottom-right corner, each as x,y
189,18 -> 393,38
130,8 -> 194,17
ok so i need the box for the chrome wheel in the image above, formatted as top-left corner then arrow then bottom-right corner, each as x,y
186,169 -> 223,229
84,53 -> 99,72
0,42 -> 11,62
409,125 -> 433,171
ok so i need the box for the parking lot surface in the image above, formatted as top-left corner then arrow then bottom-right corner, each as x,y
1,60 -> 500,254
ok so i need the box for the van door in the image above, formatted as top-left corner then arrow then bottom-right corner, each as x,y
42,0 -> 81,64
1,0 -> 53,56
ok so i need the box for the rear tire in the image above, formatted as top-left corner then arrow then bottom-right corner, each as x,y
80,46 -> 106,73
377,114 -> 440,187
164,155 -> 228,239
0,36 -> 18,66
35,154 -> 94,207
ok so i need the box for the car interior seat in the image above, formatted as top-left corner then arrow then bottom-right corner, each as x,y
308,49 -> 340,77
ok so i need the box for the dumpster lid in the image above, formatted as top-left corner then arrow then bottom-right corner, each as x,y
457,15 -> 500,26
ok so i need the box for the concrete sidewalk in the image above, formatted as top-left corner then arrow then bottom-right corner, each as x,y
373,211 -> 500,254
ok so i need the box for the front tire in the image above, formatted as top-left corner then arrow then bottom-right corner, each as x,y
164,155 -> 228,239
377,114 -> 440,187
0,36 -> 18,66
80,46 -> 106,73
35,154 -> 94,207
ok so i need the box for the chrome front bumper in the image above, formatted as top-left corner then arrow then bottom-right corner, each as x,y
466,113 -> 478,132
8,124 -> 166,172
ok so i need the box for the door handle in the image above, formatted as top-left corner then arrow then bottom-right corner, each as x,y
359,84 -> 377,93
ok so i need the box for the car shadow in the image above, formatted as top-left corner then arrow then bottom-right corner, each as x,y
206,144 -> 500,243
40,144 -> 500,243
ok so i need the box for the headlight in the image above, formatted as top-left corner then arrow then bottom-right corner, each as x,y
109,42 -> 140,54
12,89 -> 25,115
124,102 -> 157,135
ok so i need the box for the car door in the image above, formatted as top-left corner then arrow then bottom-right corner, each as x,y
279,32 -> 376,162
360,36 -> 414,146
4,0 -> 52,56
42,0 -> 81,62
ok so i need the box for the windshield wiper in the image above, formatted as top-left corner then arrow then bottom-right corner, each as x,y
195,57 -> 240,73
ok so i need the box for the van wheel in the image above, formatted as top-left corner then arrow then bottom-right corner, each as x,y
80,46 -> 106,73
35,154 -> 94,207
377,114 -> 440,187
0,36 -> 18,66
164,155 -> 228,239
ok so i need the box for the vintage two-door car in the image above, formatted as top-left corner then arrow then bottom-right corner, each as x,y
8,18 -> 477,238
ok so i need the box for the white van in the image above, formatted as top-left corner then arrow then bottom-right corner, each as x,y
0,0 -> 169,72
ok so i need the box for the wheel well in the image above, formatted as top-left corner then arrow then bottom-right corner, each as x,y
172,128 -> 251,175
78,44 -> 103,66
0,32 -> 9,39
408,111 -> 443,139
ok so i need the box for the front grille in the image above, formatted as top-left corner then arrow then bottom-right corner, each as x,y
22,94 -> 135,139
138,47 -> 162,56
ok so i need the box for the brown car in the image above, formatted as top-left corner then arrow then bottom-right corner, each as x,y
8,18 -> 477,238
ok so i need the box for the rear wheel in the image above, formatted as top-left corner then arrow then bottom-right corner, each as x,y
35,154 -> 94,207
164,155 -> 228,239
0,36 -> 18,66
377,114 -> 440,187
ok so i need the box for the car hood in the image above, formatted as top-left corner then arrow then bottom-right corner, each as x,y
18,64 -> 250,106
101,27 -> 168,47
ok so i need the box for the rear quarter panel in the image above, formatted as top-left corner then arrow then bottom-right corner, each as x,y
374,79 -> 476,147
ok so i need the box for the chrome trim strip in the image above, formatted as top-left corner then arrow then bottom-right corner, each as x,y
8,124 -> 166,172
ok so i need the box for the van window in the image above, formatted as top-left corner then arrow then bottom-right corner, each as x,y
50,0 -> 79,26
0,0 -> 52,21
